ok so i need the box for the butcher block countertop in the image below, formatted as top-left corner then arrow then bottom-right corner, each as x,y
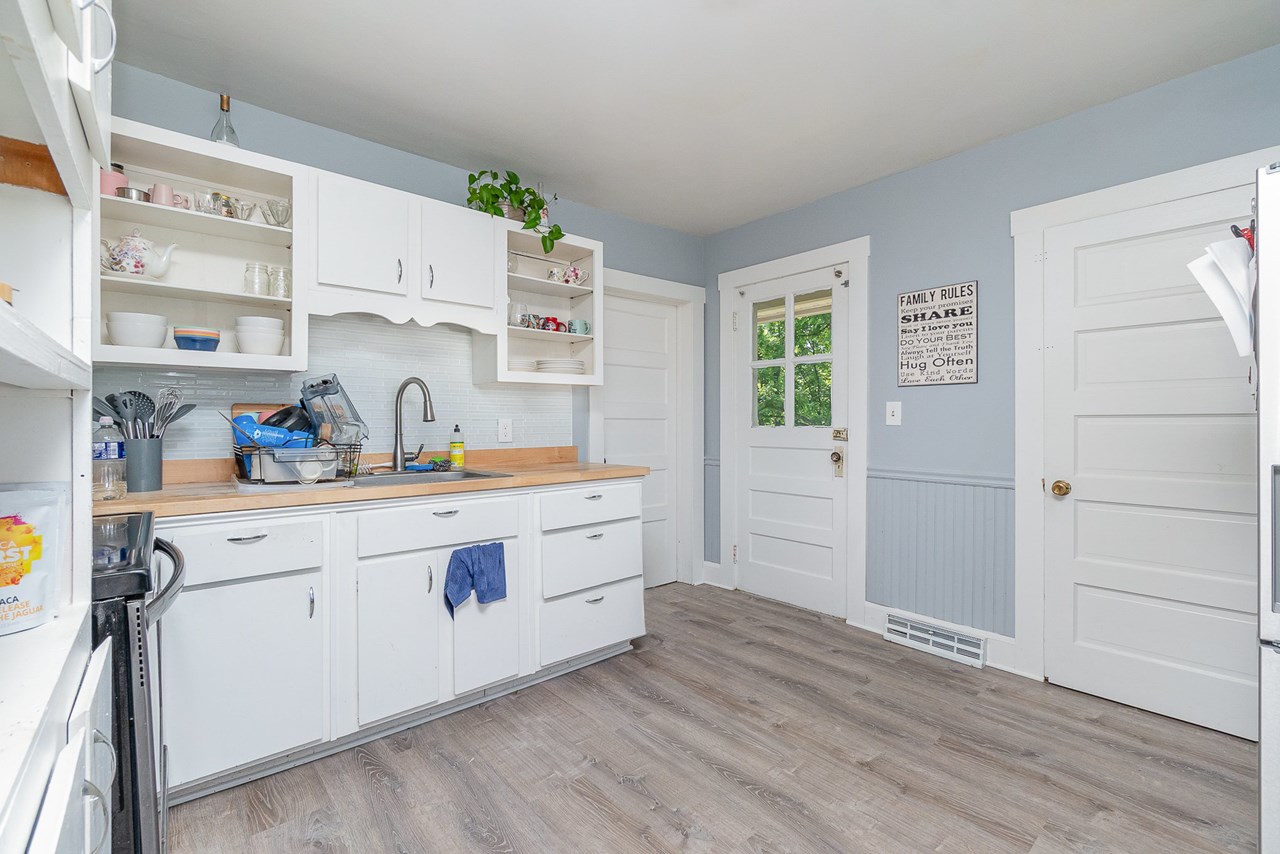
93,447 -> 647,519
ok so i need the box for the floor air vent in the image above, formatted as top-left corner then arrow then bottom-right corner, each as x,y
883,614 -> 985,668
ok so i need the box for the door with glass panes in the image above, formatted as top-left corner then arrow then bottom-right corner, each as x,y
736,265 -> 849,616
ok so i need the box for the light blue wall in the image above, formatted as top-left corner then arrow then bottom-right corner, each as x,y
703,44 -> 1280,579
112,64 -> 706,287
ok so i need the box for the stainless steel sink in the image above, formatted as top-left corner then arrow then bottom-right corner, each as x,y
353,468 -> 512,486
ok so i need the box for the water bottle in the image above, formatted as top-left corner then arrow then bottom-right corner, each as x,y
92,417 -> 127,500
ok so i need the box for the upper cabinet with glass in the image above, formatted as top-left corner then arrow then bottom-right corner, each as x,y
94,119 -> 314,371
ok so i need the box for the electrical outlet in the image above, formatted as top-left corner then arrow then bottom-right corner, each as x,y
497,418 -> 513,443
886,401 -> 902,426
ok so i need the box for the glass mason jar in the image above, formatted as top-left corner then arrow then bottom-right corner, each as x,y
244,262 -> 270,295
268,265 -> 292,299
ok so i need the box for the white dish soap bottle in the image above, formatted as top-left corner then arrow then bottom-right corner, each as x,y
450,424 -> 465,470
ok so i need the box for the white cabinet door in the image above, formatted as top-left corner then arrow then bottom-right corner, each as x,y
420,196 -> 495,308
68,638 -> 113,853
162,571 -> 325,786
357,551 -> 439,725
447,539 -> 519,695
317,172 -> 411,296
26,729 -> 88,854
67,0 -> 113,165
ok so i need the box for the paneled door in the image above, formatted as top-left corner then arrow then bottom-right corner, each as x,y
1043,186 -> 1258,738
601,295 -> 680,587
735,266 -> 848,616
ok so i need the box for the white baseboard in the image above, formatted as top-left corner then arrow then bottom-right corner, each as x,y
701,560 -> 735,589
852,601 -> 1042,682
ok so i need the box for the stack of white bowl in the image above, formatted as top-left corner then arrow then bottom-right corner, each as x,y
235,316 -> 286,356
106,312 -> 168,348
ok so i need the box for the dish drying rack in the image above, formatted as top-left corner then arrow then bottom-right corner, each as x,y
233,374 -> 369,485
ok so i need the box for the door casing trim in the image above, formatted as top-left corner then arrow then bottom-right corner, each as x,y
717,237 -> 870,624
1010,144 -> 1280,681
588,269 -> 706,586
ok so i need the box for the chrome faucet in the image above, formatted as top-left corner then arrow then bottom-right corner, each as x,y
393,377 -> 436,471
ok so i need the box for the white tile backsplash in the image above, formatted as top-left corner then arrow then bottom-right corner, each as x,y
94,315 -> 573,459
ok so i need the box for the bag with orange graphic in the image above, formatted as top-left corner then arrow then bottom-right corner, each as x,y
0,488 -> 64,637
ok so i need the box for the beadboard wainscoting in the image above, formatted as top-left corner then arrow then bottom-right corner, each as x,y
866,469 -> 1014,636
94,315 -> 573,460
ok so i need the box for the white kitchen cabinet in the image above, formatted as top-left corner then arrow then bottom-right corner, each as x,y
540,576 -> 645,667
317,171 -> 412,297
356,551 -> 439,726
420,194 -> 495,309
161,570 -> 325,787
67,638 -> 113,853
444,539 -> 520,696
66,0 -> 113,165
25,729 -> 89,854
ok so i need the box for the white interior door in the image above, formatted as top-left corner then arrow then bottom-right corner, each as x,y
1043,186 -> 1259,738
735,266 -> 848,617
601,295 -> 680,587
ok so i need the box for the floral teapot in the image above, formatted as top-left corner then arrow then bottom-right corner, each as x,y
100,230 -> 178,277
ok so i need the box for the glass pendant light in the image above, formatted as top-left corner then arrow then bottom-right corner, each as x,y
210,93 -> 240,147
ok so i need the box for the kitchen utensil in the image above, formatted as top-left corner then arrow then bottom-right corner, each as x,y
100,230 -> 178,277
93,397 -> 118,420
236,330 -> 284,356
159,403 -> 196,436
151,388 -> 181,435
107,321 -> 167,348
220,411 -> 264,446
175,335 -> 220,352
230,199 -> 257,221
261,405 -> 311,433
235,315 -> 285,330
149,184 -> 176,205
114,187 -> 151,203
123,438 -> 163,492
262,198 -> 292,227
121,390 -> 155,423
100,164 -> 129,196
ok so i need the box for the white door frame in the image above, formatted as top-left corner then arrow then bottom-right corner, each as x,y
588,269 -> 706,586
718,237 -> 870,624
1010,145 -> 1280,681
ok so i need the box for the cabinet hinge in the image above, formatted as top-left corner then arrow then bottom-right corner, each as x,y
732,544 -> 738,564
732,312 -> 739,332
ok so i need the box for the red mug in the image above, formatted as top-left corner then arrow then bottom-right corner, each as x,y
540,316 -> 567,333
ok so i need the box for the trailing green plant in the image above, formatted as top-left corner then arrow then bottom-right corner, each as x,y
466,169 -> 565,254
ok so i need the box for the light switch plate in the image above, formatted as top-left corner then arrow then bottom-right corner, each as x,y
886,402 -> 902,426
498,418 -> 513,443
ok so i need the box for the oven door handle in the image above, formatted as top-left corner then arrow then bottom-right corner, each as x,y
147,538 -> 185,628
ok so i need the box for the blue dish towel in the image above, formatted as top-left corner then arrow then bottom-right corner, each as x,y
444,542 -> 506,619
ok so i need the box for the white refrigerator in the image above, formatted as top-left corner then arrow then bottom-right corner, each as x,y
1257,159 -> 1280,852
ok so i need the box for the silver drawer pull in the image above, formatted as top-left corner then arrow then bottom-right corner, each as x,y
227,533 -> 268,544
586,532 -> 605,540
84,778 -> 109,854
432,509 -> 460,518
586,595 -> 605,604
585,494 -> 603,501
92,728 -> 117,784
428,565 -> 433,593
309,586 -> 315,618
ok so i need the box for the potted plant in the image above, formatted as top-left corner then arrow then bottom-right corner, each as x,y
466,170 -> 565,254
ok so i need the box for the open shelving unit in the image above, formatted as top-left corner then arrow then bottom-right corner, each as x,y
94,119 -> 314,371
473,223 -> 604,386
0,300 -> 91,389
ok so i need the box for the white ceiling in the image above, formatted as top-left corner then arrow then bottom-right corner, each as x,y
115,1 -> 1280,235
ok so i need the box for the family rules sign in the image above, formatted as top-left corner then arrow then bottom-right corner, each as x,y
897,281 -> 978,386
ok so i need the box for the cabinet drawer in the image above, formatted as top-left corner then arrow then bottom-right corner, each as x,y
357,496 -> 518,557
541,518 -> 642,599
539,576 -> 645,667
160,518 -> 323,586
539,482 -> 641,532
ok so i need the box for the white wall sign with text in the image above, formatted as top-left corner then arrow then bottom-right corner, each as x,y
897,281 -> 978,386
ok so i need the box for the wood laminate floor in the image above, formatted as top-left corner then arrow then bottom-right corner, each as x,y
170,583 -> 1258,853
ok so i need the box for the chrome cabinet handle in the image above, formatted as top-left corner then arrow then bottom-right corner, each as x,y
432,509 -> 459,518
92,727 -> 117,784
427,565 -> 433,593
397,258 -> 403,283
89,0 -> 117,74
226,533 -> 268,544
586,532 -> 604,540
148,539 -> 185,628
428,263 -> 434,289
585,494 -> 603,501
308,586 -> 315,618
84,778 -> 109,854
586,595 -> 605,604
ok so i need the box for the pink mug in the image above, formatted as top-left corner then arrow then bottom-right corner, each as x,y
149,184 -> 189,208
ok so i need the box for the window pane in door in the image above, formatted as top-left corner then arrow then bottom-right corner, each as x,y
754,297 -> 785,361
794,361 -> 832,426
794,289 -> 832,356
754,366 -> 785,427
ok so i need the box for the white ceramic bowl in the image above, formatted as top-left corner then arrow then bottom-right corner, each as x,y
107,321 -> 167,348
236,330 -> 285,356
106,311 -> 166,326
235,315 -> 285,330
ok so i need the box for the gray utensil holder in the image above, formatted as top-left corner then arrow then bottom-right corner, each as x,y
124,438 -> 164,493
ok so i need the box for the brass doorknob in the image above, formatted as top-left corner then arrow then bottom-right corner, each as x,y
830,451 -> 843,464
1050,480 -> 1072,496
